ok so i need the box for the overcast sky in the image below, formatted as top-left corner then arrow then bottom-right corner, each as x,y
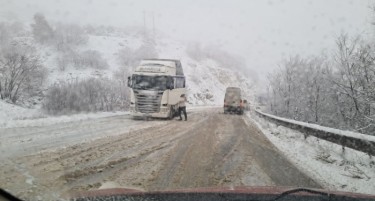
1,0 -> 374,82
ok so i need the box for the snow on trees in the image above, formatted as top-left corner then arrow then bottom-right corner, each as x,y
266,34 -> 375,134
0,42 -> 46,103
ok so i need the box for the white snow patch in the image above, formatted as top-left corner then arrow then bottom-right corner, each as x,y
0,100 -> 129,128
0,100 -> 41,122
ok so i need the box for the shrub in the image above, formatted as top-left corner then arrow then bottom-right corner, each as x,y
43,78 -> 129,114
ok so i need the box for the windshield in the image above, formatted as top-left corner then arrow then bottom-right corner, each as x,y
132,75 -> 171,91
1,0 -> 375,200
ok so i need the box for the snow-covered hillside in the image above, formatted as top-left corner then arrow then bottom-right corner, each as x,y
156,39 -> 255,105
4,30 -> 256,121
36,32 -> 256,105
38,34 -> 144,85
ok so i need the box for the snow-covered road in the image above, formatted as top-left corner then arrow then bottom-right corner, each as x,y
1,108 -> 320,200
0,113 -> 168,160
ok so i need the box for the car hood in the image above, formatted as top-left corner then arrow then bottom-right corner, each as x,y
69,186 -> 375,200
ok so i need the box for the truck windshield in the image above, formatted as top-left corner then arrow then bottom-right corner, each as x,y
132,75 -> 172,91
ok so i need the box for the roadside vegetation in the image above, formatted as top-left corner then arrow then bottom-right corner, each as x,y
265,33 -> 375,134
43,78 -> 129,114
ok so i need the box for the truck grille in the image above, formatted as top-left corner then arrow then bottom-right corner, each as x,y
135,92 -> 163,113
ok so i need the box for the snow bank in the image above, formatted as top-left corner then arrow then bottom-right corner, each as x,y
0,101 -> 129,128
249,112 -> 375,195
0,100 -> 41,121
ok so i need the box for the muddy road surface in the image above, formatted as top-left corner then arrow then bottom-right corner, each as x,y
0,109 -> 320,200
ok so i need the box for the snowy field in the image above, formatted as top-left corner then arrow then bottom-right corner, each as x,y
249,112 -> 375,195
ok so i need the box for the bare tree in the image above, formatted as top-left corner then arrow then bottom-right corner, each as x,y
31,13 -> 54,44
0,43 -> 45,103
331,34 -> 375,132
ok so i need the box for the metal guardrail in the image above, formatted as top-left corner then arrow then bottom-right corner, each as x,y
255,110 -> 375,156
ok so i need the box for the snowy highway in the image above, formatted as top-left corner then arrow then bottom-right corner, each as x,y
0,113 -> 167,160
0,108 -> 320,200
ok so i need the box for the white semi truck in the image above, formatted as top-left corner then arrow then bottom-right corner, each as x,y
127,59 -> 186,119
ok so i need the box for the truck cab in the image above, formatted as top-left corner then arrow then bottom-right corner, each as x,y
127,59 -> 186,119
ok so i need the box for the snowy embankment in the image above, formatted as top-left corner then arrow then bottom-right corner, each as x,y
0,100 -> 128,129
248,112 -> 375,195
0,100 -> 41,121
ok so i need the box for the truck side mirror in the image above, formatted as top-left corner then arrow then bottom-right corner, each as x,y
127,76 -> 132,88
167,78 -> 174,90
167,82 -> 174,90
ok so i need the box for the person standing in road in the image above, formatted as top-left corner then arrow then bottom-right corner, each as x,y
179,94 -> 187,121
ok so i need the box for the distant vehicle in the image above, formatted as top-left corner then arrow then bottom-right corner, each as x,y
127,59 -> 186,119
224,87 -> 244,115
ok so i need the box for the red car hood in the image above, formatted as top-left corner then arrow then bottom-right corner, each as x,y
70,186 -> 375,199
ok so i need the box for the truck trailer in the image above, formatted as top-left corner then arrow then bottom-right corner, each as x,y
224,87 -> 244,115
